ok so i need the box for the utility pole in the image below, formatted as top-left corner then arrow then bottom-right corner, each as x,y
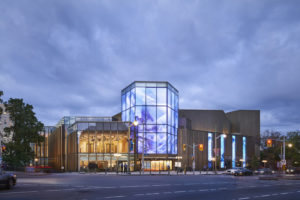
192,143 -> 195,175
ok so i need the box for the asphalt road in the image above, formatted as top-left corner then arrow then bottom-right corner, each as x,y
1,173 -> 300,200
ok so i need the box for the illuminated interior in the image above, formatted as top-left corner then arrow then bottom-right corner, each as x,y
121,82 -> 179,155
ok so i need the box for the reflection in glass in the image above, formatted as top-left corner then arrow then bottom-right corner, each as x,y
146,133 -> 156,154
130,88 -> 135,107
157,88 -> 167,105
157,125 -> 167,132
126,91 -> 130,109
146,106 -> 156,124
157,106 -> 167,124
145,124 -> 157,132
146,88 -> 156,105
136,106 -> 146,123
136,87 -> 145,105
157,133 -> 166,154
122,94 -> 125,111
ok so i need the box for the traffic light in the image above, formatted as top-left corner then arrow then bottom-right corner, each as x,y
199,144 -> 204,151
1,145 -> 6,152
183,144 -> 186,151
267,139 -> 272,147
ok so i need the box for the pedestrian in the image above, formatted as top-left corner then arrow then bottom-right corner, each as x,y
121,163 -> 123,173
124,164 -> 127,173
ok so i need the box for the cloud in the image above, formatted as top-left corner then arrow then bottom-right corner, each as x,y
0,0 -> 300,132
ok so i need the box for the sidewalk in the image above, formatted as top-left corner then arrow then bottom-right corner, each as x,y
7,170 -> 227,177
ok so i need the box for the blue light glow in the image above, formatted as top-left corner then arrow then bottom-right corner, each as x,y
121,82 -> 178,155
232,135 -> 236,168
243,137 -> 246,168
208,133 -> 212,162
220,135 -> 225,168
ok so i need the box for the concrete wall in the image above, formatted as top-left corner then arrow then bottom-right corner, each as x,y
226,110 -> 260,158
179,110 -> 231,134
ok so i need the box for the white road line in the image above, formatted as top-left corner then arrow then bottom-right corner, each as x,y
260,194 -> 270,197
47,189 -> 61,192
174,191 -> 186,193
198,189 -> 209,192
0,191 -> 38,195
238,197 -> 250,200
133,194 -> 145,196
280,192 -> 289,195
297,190 -> 300,193
104,196 -> 126,199
146,193 -> 160,195
152,184 -> 170,186
271,193 -> 279,196
63,188 -> 75,190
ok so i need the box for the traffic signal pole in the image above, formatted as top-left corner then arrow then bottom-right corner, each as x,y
193,143 -> 195,175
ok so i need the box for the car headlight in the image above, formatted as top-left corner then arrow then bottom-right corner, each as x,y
254,171 -> 258,173
272,171 -> 275,173
13,174 -> 17,178
291,170 -> 294,172
286,170 -> 290,172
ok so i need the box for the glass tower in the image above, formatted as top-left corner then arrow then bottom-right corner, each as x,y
121,81 -> 179,154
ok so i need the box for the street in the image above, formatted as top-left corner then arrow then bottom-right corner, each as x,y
1,173 -> 300,200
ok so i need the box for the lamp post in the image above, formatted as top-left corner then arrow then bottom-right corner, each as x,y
34,158 -> 39,166
127,120 -> 138,174
214,134 -> 227,173
262,160 -> 267,168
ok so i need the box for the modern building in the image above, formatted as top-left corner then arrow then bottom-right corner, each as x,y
178,110 -> 260,171
42,81 -> 260,172
31,126 -> 55,166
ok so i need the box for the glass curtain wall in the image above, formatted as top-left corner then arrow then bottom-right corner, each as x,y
32,126 -> 55,166
67,122 -> 129,172
121,82 -> 179,155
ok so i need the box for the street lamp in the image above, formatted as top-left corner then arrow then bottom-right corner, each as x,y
34,158 -> 39,166
262,160 -> 267,168
127,120 -> 138,174
288,143 -> 293,148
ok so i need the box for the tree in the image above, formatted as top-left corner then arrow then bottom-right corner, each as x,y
286,131 -> 300,167
3,98 -> 44,167
0,90 -> 3,144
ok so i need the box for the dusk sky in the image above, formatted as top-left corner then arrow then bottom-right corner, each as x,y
0,0 -> 299,133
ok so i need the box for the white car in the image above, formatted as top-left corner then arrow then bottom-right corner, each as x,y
226,167 -> 244,175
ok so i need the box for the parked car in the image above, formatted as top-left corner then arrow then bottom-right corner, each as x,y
225,167 -> 244,175
254,168 -> 275,175
286,167 -> 300,174
0,168 -> 17,189
234,168 -> 253,176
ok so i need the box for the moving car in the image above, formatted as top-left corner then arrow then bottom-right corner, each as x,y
254,168 -> 275,175
225,167 -> 244,175
233,168 -> 253,176
286,167 -> 300,174
0,168 -> 17,189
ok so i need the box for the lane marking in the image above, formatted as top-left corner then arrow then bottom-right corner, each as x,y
104,196 -> 126,199
198,189 -> 209,192
146,193 -> 160,195
152,184 -> 170,186
280,192 -> 289,195
133,194 -> 145,196
174,191 -> 186,193
238,197 -> 250,200
0,191 -> 38,195
47,189 -> 61,192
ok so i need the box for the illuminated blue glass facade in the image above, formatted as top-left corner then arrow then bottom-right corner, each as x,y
121,82 -> 179,154
220,135 -> 225,168
232,135 -> 236,168
208,133 -> 212,168
243,137 -> 246,167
